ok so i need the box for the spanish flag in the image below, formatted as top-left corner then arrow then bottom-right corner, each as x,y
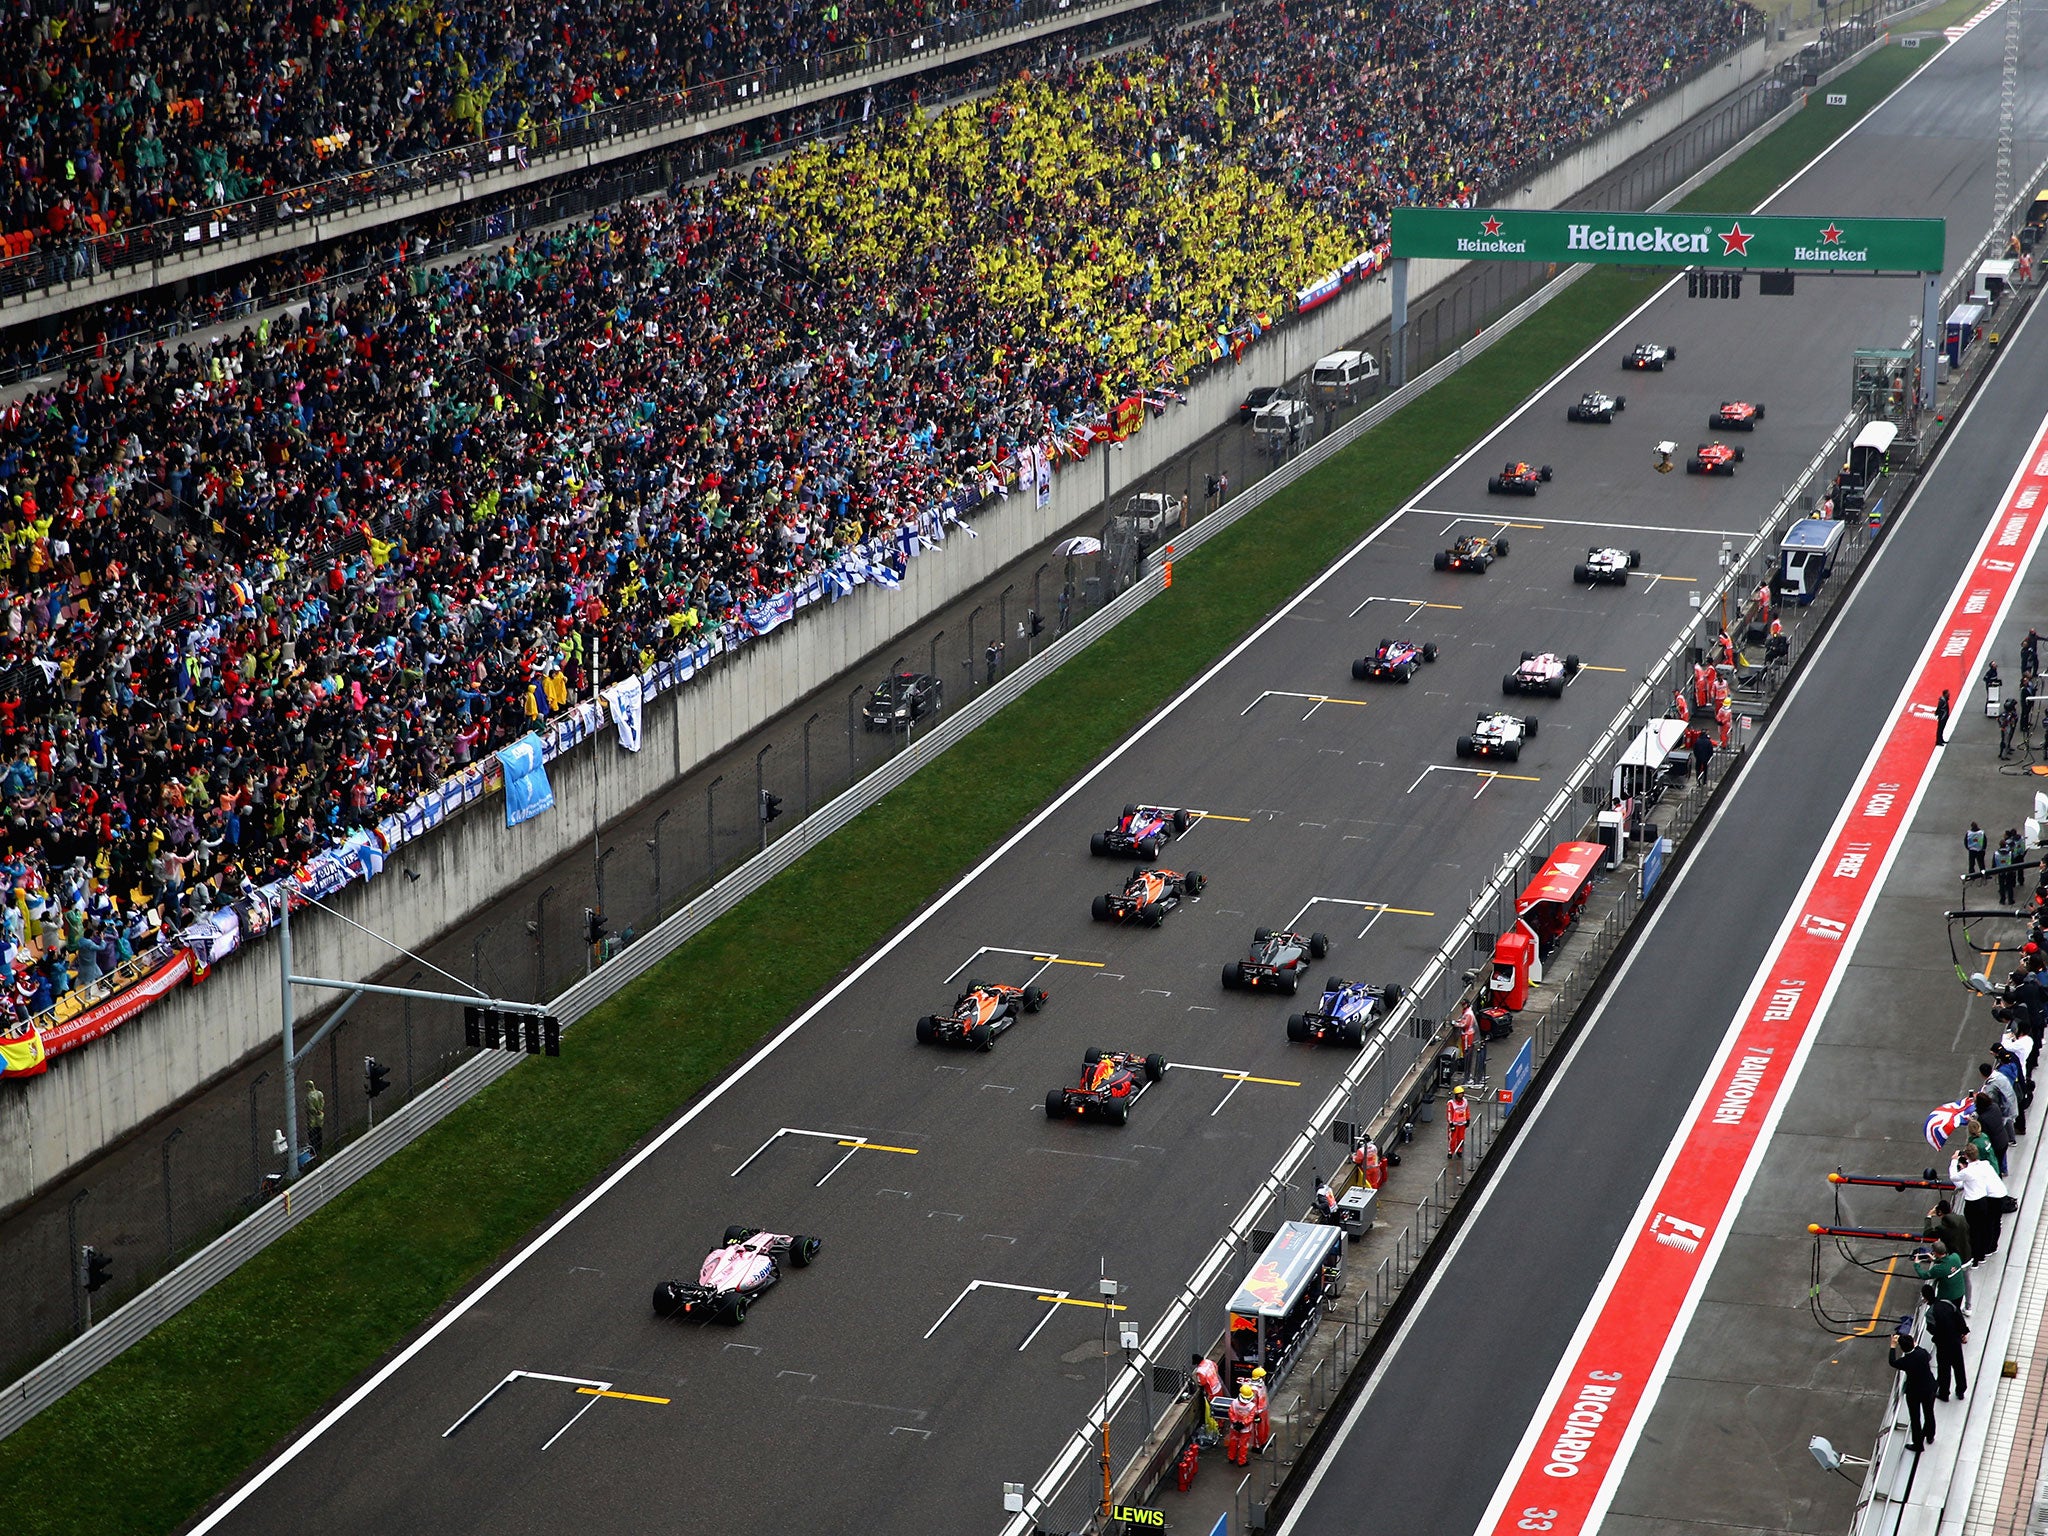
1,1025 -> 47,1078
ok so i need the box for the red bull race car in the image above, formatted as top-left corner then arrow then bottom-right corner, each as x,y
1287,978 -> 1403,1047
1352,637 -> 1440,682
1707,400 -> 1765,431
1503,650 -> 1581,698
1455,710 -> 1538,762
1090,803 -> 1194,858
1566,390 -> 1626,423
916,980 -> 1048,1048
1045,1047 -> 1168,1124
1485,462 -> 1552,496
1435,533 -> 1509,572
1686,441 -> 1744,476
652,1225 -> 821,1325
1623,342 -> 1677,371
1093,866 -> 1205,925
1221,927 -> 1332,992
1572,547 -> 1642,585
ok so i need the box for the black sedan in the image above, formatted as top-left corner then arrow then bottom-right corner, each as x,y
863,671 -> 944,730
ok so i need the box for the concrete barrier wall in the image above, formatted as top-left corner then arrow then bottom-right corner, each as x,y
0,36 -> 1765,1208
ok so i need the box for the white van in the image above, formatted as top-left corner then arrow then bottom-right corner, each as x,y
1310,350 -> 1380,403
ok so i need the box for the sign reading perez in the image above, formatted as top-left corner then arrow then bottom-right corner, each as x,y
1391,208 -> 1945,274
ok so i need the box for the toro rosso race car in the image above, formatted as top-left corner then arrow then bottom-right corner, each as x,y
652,1225 -> 821,1324
1090,804 -> 1193,859
1707,400 -> 1765,431
1435,533 -> 1509,572
1566,390 -> 1626,423
1352,637 -> 1440,682
1623,342 -> 1677,371
1045,1048 -> 1168,1124
1456,711 -> 1539,762
916,980 -> 1047,1048
1503,650 -> 1581,698
1221,927 -> 1332,993
1287,978 -> 1403,1047
1093,866 -> 1206,925
1573,547 -> 1642,585
1686,441 -> 1744,476
1486,462 -> 1553,496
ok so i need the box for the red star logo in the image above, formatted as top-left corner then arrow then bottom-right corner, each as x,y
1481,215 -> 1502,235
1719,222 -> 1754,257
1819,223 -> 1843,244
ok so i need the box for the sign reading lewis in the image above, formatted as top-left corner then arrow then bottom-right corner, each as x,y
1392,207 -> 1945,275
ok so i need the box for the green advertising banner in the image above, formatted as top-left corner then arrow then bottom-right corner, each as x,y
1391,207 -> 1945,274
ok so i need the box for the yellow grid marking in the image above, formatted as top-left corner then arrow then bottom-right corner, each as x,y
575,1389 -> 671,1405
836,1141 -> 919,1154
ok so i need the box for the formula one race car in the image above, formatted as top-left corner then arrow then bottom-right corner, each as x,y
1486,462 -> 1553,496
1503,650 -> 1581,698
1287,978 -> 1404,1047
1221,927 -> 1332,993
1622,342 -> 1677,371
1090,803 -> 1194,858
1685,441 -> 1745,476
652,1225 -> 821,1325
1045,1047 -> 1168,1124
1572,547 -> 1642,585
916,980 -> 1048,1048
1566,390 -> 1626,423
1455,710 -> 1539,762
1352,636 -> 1440,682
863,670 -> 944,730
1435,533 -> 1509,572
1707,400 -> 1765,431
1092,866 -> 1206,925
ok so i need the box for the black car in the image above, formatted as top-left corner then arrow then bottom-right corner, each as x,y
1239,385 -> 1284,420
1221,927 -> 1331,993
863,671 -> 944,730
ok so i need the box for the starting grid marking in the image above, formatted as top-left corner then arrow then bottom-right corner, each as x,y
1282,895 -> 1436,938
444,1370 -> 668,1449
1422,510 -> 1755,538
923,1279 -> 1111,1351
943,945 -> 1100,987
1347,595 -> 1466,619
1243,690 -> 1371,719
1173,1060 -> 1304,1117
1476,401 -> 2048,1536
731,1127 -> 919,1185
1407,763 -> 1542,796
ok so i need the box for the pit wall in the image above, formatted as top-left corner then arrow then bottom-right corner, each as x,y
0,36 -> 1766,1209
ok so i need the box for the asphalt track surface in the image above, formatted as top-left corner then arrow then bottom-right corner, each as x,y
194,27 -> 2032,1536
1281,19 -> 2048,1536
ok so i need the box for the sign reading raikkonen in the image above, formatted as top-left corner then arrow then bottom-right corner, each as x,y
1390,207 -> 1946,274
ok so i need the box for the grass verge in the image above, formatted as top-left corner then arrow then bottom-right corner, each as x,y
0,36 -> 1949,1536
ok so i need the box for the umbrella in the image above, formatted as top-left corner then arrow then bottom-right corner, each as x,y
1054,536 -> 1101,557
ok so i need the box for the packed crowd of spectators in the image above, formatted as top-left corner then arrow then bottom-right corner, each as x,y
0,0 -> 1753,1031
0,0 -> 1104,298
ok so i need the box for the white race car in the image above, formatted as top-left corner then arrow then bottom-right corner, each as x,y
1623,342 -> 1677,372
1566,390 -> 1626,423
1456,711 -> 1539,762
1502,651 -> 1581,698
1573,547 -> 1642,586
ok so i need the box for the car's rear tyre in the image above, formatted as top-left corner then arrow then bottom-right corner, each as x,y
1143,1053 -> 1169,1081
1434,551 -> 1451,569
1503,741 -> 1521,762
969,1023 -> 993,1051
1282,972 -> 1299,996
723,1294 -> 749,1325
1138,836 -> 1161,858
791,1236 -> 821,1267
1503,675 -> 1518,696
1485,478 -> 1503,495
1339,1022 -> 1365,1048
1352,657 -> 1370,680
916,1016 -> 940,1045
1547,678 -> 1565,698
1573,563 -> 1591,584
1046,1089 -> 1069,1119
653,1282 -> 684,1317
1685,460 -> 1702,474
1089,832 -> 1108,857
724,1225 -> 754,1244
1286,1014 -> 1312,1043
1309,932 -> 1330,959
1143,904 -> 1165,927
1091,895 -> 1112,922
1223,961 -> 1243,990
1455,735 -> 1474,759
1103,1100 -> 1130,1126
1524,715 -> 1540,736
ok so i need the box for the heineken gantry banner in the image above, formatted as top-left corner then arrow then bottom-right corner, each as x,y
1391,207 -> 1946,274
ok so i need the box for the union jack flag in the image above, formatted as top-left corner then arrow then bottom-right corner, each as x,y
1924,1096 -> 1976,1152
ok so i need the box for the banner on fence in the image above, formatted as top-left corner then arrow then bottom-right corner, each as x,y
606,675 -> 644,752
500,734 -> 556,827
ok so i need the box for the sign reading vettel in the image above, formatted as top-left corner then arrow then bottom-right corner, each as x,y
1390,208 -> 1946,274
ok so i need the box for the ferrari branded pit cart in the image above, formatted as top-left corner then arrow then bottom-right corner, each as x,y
1572,547 -> 1642,586
1353,637 -> 1439,682
1286,978 -> 1403,1047
1566,390 -> 1626,423
1044,1047 -> 1168,1125
1092,866 -> 1205,925
1707,400 -> 1765,431
651,1226 -> 821,1325
1221,927 -> 1332,993
915,980 -> 1048,1049
1503,650 -> 1581,698
1622,342 -> 1677,371
1435,533 -> 1509,572
1455,711 -> 1538,762
1090,803 -> 1194,858
1685,440 -> 1745,476
1485,462 -> 1552,496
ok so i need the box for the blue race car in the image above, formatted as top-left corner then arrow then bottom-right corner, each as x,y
1352,637 -> 1440,683
1090,803 -> 1194,859
1286,977 -> 1403,1047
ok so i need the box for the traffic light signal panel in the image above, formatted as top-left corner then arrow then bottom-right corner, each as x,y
365,1057 -> 391,1099
82,1245 -> 112,1294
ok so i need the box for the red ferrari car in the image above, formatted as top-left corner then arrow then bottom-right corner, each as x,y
1045,1048 -> 1168,1124
1093,867 -> 1205,925
916,980 -> 1048,1048
1685,441 -> 1744,476
1708,401 -> 1765,431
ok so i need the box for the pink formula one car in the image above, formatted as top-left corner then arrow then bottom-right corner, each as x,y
652,1225 -> 822,1324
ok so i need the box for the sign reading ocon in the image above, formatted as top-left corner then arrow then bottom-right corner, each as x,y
1391,207 -> 1946,274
